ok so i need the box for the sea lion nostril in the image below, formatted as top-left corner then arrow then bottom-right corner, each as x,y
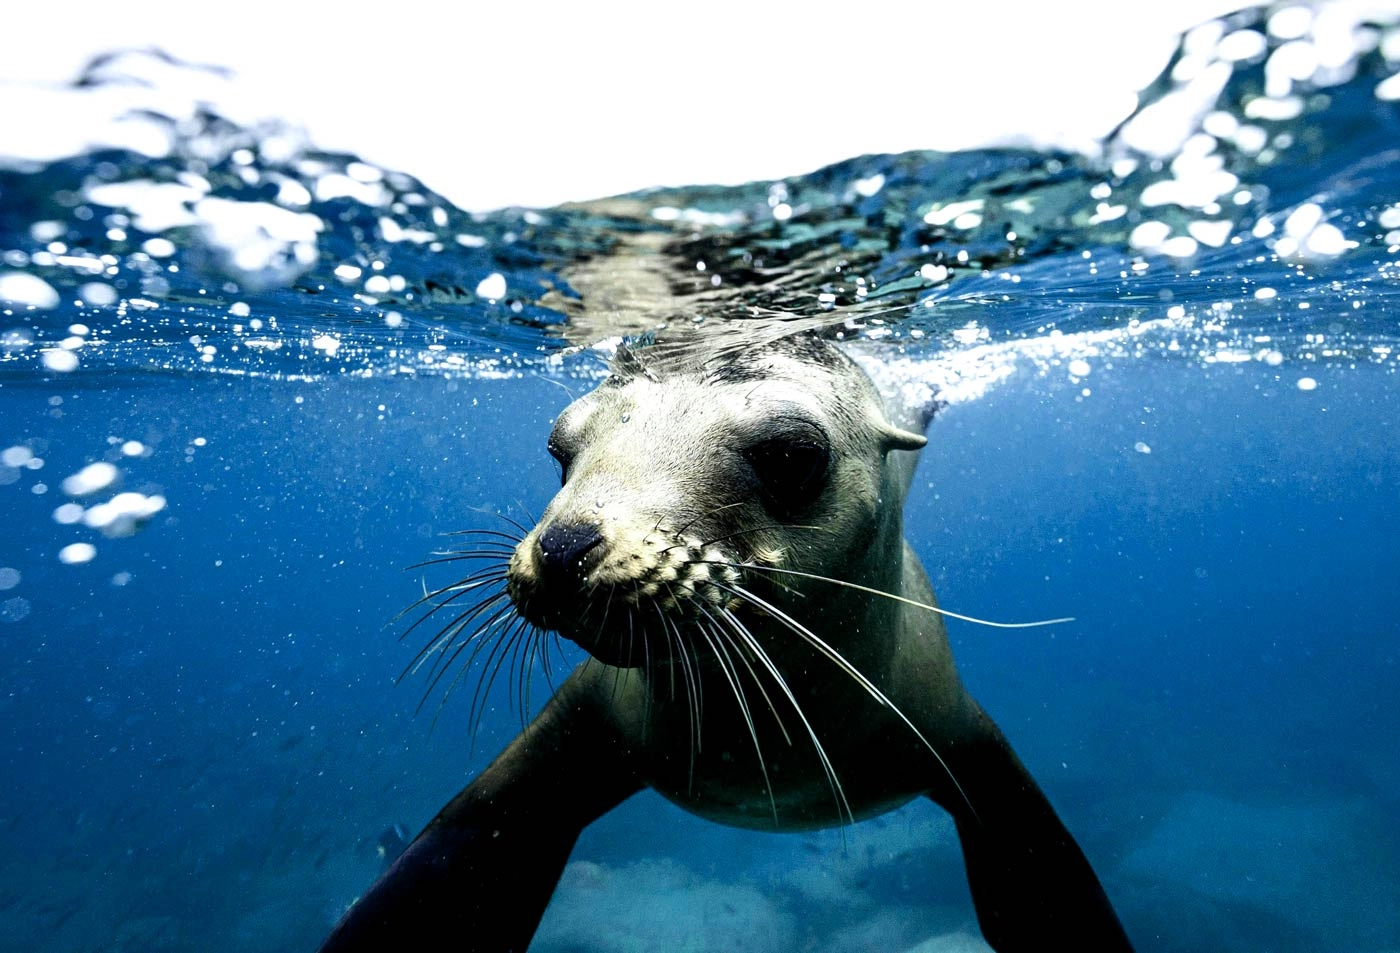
536,522 -> 604,581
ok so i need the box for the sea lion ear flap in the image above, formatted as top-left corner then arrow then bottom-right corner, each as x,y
879,423 -> 928,451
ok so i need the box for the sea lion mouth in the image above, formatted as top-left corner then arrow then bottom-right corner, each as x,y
505,520 -> 743,668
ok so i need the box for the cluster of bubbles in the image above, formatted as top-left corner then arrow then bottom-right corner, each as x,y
0,438 -> 165,582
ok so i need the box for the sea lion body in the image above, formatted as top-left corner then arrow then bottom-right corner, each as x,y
318,335 -> 1133,952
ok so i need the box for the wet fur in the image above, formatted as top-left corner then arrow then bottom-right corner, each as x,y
318,333 -> 1134,952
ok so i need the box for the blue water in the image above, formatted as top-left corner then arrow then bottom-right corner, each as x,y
3,5 -> 1400,951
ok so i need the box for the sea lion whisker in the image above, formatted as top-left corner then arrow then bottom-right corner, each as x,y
640,611 -> 665,733
513,621 -> 543,729
649,579 -> 705,713
613,608 -> 637,702
399,588 -> 508,672
398,580 -> 508,638
657,610 -> 678,702
698,523 -> 825,550
414,600 -> 517,697
643,602 -> 679,727
464,616 -> 533,738
436,539 -> 518,553
397,592 -> 508,681
655,588 -> 710,770
602,590 -> 632,703
632,605 -> 670,732
495,510 -> 534,535
408,576 -> 515,635
669,620 -> 702,792
498,615 -> 532,729
713,582 -> 884,703
670,619 -> 704,770
640,603 -> 656,697
696,602 -> 791,747
396,570 -> 507,629
648,600 -> 704,752
733,564 -> 1075,629
419,570 -> 509,600
426,619 -> 520,738
654,522 -> 815,557
593,581 -> 618,644
406,564 -> 506,604
667,501 -> 747,541
441,528 -> 526,543
715,604 -> 852,828
722,582 -> 974,820
702,559 -> 805,600
431,617 -> 533,742
411,605 -> 516,718
410,550 -> 516,568
692,619 -> 778,822
427,537 -> 519,551
535,625 -> 560,692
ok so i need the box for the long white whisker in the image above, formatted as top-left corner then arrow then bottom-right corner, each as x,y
697,603 -> 791,747
720,582 -> 976,821
694,620 -> 779,823
716,605 -> 853,828
659,616 -> 703,789
657,586 -> 706,759
728,563 -> 1074,629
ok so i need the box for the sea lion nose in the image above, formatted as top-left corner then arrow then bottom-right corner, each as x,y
536,522 -> 604,586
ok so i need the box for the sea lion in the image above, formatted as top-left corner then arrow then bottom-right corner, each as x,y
317,332 -> 1133,952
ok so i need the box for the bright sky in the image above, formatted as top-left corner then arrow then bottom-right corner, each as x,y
2,0 -> 1248,210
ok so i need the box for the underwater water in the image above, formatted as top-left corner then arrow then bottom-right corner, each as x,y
2,3 -> 1400,951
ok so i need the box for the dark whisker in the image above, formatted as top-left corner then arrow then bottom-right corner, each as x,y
408,550 -> 515,570
667,501 -> 745,541
398,561 -> 506,610
500,508 -> 535,535
397,593 -> 505,684
430,616 -> 526,740
432,608 -> 517,724
468,617 -> 533,739
414,600 -> 517,705
514,621 -> 543,729
398,587 -> 507,673
537,627 -> 560,690
659,522 -> 825,557
656,617 -> 698,790
397,570 -> 507,629
442,528 -> 526,543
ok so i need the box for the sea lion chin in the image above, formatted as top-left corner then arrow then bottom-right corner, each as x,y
318,331 -> 1136,953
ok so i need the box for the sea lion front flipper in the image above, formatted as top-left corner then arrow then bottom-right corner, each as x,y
317,678 -> 643,953
935,708 -> 1134,952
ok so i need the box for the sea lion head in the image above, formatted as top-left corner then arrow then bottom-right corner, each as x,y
506,333 -> 926,668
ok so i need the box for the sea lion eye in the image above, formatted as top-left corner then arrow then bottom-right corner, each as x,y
547,438 -> 573,484
742,437 -> 830,517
